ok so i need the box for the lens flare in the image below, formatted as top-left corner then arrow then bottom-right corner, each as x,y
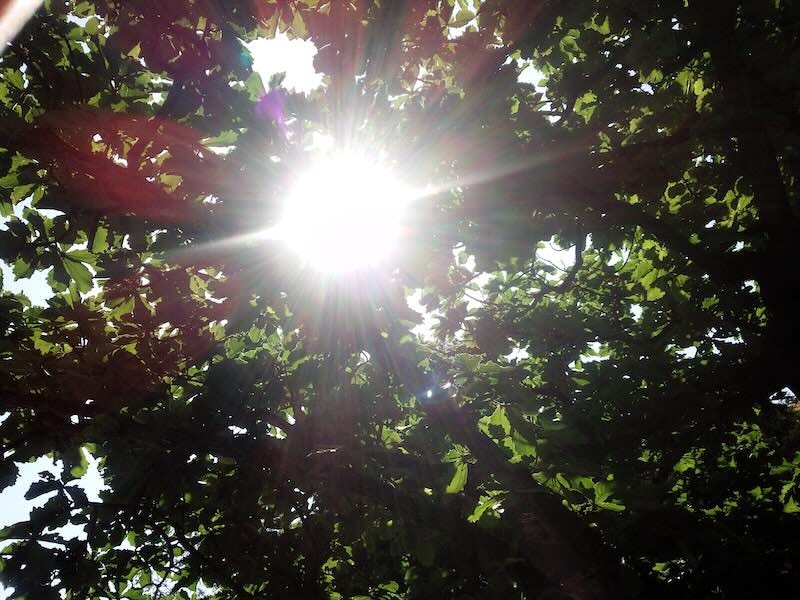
271,152 -> 414,273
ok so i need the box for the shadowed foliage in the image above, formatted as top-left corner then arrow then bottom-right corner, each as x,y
2,1 -> 800,598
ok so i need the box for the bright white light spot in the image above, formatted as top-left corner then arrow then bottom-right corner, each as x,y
271,151 -> 414,273
406,288 -> 438,340
426,389 -> 433,399
308,131 -> 334,152
246,34 -> 323,94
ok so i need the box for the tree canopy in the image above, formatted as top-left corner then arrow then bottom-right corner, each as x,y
1,0 -> 799,598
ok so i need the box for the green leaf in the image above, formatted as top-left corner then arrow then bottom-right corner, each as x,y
160,174 -> 183,190
378,582 -> 399,593
468,494 -> 499,522
784,497 -> 800,514
4,69 -> 24,90
203,130 -> 239,146
12,258 -> 31,278
127,42 -> 142,60
66,250 -> 96,264
597,501 -> 626,512
69,450 -> 89,479
445,462 -> 468,494
456,353 -> 481,372
590,15 -> 611,35
510,431 -> 537,457
91,226 -> 109,253
62,257 -> 93,293
11,183 -> 33,202
245,72 -> 266,99
450,9 -> 474,28
487,405 -> 511,436
85,17 -> 100,34
225,337 -> 246,357
291,11 -> 307,37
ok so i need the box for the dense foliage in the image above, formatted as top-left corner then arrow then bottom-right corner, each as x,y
2,0 -> 799,598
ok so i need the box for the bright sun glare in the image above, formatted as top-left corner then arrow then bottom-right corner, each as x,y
271,152 -> 414,273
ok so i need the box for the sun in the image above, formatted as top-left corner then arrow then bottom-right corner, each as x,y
272,151 -> 414,273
